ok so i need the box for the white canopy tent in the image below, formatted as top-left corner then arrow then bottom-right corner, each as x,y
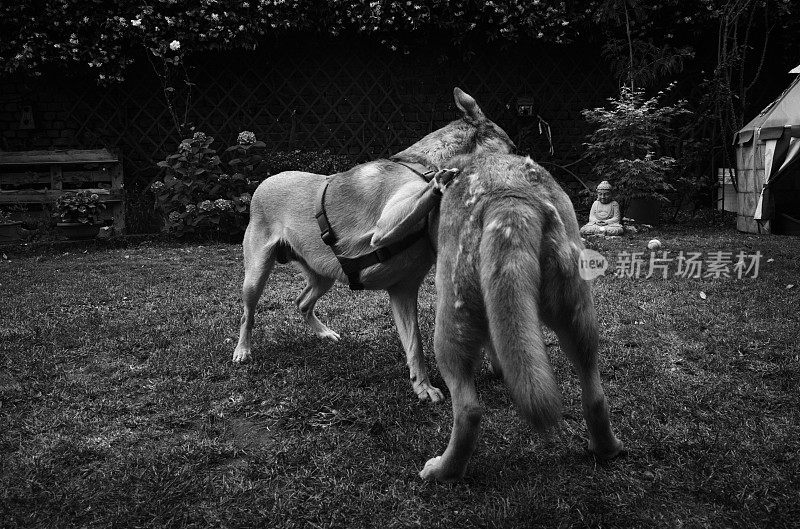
735,65 -> 800,234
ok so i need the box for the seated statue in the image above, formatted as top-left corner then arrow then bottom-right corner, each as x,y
580,181 -> 624,236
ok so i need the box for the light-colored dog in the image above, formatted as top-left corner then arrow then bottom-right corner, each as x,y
233,88 -> 514,402
410,153 -> 624,481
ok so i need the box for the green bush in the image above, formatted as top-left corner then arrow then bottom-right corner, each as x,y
582,86 -> 689,210
150,131 -> 357,238
150,131 -> 256,238
0,208 -> 14,224
260,149 -> 356,176
225,131 -> 270,182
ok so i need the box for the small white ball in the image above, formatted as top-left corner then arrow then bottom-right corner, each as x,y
647,239 -> 662,251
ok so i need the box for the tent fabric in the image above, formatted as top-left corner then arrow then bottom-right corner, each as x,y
753,134 -> 798,220
753,139 -> 776,220
779,137 -> 800,174
739,65 -> 800,227
737,130 -> 754,144
737,74 -> 800,143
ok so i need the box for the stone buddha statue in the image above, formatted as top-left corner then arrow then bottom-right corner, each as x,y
580,181 -> 624,236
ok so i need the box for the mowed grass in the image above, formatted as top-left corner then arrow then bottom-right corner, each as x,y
1,226 -> 799,528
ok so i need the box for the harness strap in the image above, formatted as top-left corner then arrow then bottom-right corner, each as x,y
394,161 -> 436,181
336,225 -> 428,290
314,178 -> 337,246
315,176 -> 429,290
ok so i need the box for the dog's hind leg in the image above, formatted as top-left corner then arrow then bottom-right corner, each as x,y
233,228 -> 277,363
388,280 -> 444,403
548,287 -> 624,460
296,266 -> 339,342
419,301 -> 484,480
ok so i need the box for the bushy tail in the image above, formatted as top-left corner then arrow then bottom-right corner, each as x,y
479,203 -> 562,430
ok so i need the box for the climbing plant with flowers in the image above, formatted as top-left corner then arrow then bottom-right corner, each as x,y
1,1 -> 596,85
150,131 -> 262,238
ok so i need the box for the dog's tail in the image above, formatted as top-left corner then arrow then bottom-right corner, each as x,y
479,200 -> 563,431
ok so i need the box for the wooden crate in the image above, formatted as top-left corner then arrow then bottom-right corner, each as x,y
0,149 -> 125,233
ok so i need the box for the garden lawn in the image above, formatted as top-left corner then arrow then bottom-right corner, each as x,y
1,226 -> 799,528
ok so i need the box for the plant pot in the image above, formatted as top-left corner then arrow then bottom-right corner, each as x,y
625,198 -> 662,225
0,221 -> 23,242
57,222 -> 101,240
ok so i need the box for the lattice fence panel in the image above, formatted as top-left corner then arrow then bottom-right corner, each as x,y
19,40 -> 614,231
63,41 -> 614,175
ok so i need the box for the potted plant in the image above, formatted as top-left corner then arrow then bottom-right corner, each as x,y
0,208 -> 23,242
53,191 -> 107,239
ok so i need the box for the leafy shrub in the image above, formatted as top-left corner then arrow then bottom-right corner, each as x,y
53,191 -> 106,224
150,131 -> 357,238
260,149 -> 356,176
225,131 -> 270,182
670,121 -> 715,215
0,208 -> 14,224
582,86 -> 689,210
150,131 -> 256,238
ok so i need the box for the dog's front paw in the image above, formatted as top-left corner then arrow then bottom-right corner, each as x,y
232,346 -> 251,364
317,328 -> 341,342
419,456 -> 444,480
419,456 -> 462,482
414,381 -> 445,403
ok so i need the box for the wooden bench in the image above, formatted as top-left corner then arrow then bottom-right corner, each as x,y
0,149 -> 125,233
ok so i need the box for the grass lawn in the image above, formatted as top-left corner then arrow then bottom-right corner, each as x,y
1,225 -> 799,528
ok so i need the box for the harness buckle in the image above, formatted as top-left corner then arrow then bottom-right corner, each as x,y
320,229 -> 336,246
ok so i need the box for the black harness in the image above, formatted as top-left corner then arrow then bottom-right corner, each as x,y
314,161 -> 436,290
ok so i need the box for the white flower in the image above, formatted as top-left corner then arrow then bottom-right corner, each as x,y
169,40 -> 181,51
214,199 -> 233,211
131,18 -> 142,27
237,131 -> 256,145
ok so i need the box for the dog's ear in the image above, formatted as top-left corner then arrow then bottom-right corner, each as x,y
454,87 -> 485,122
524,156 -> 537,174
523,156 -> 541,181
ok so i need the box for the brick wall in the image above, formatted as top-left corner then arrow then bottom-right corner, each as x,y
0,38 -> 616,231
1,83 -> 77,150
